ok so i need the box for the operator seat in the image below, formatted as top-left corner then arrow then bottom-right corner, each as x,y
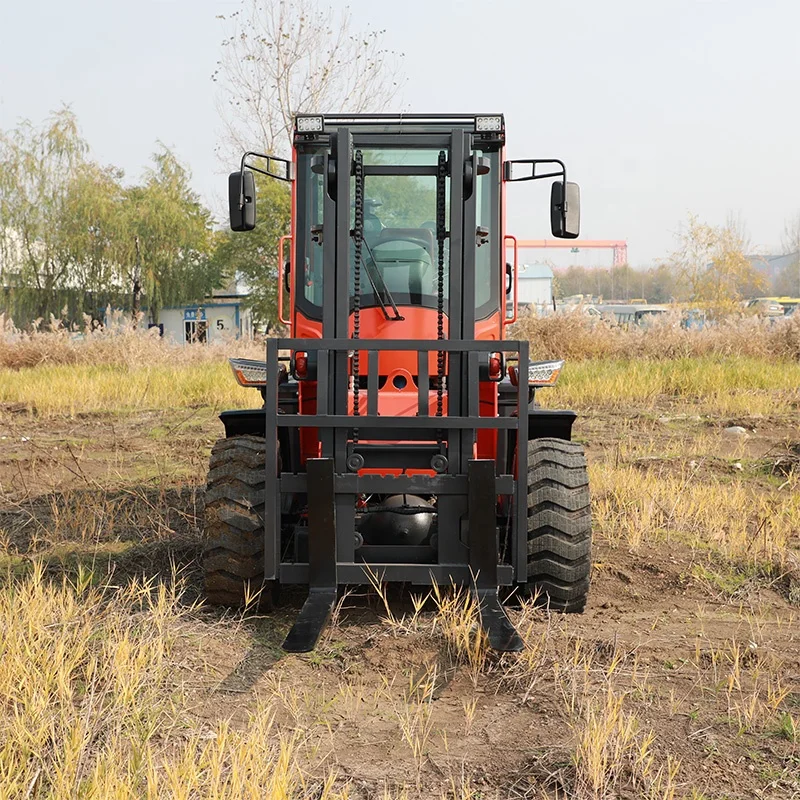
373,227 -> 436,304
377,227 -> 435,259
363,199 -> 384,248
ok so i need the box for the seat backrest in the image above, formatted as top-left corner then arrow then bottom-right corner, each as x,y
377,227 -> 436,259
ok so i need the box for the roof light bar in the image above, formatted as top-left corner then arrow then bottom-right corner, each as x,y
528,359 -> 565,387
296,115 -> 324,133
475,115 -> 503,133
229,357 -> 268,387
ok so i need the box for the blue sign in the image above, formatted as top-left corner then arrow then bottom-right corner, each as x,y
184,308 -> 206,321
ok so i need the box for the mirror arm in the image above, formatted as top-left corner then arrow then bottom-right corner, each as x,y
503,158 -> 566,183
236,150 -> 295,214
238,154 -> 247,213
239,150 -> 295,188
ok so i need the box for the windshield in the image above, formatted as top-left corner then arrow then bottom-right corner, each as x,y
296,145 -> 499,319
351,148 -> 449,311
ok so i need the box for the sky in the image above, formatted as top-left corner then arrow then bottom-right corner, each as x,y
1,0 -> 798,267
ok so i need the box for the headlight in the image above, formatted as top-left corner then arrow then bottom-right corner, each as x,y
229,358 -> 268,387
475,115 -> 503,132
527,359 -> 565,387
296,115 -> 324,133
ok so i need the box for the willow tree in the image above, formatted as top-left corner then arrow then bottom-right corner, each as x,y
61,160 -> 126,312
0,109 -> 89,320
115,147 -> 219,325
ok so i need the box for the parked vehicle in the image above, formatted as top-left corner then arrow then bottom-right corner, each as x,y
747,298 -> 786,317
594,304 -> 670,326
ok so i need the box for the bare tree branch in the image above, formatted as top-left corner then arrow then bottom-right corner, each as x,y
212,0 -> 405,159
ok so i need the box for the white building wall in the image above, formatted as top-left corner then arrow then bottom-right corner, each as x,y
518,277 -> 552,306
159,302 -> 252,344
160,308 -> 185,344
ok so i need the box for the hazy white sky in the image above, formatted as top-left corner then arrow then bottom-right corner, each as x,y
1,0 -> 798,266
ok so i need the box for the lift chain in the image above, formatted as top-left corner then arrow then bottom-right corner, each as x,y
435,151 -> 448,425
352,149 -> 365,443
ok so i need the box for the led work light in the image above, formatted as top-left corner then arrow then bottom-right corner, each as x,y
296,115 -> 324,133
475,115 -> 503,132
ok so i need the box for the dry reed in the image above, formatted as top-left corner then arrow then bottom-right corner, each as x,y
3,311 -> 800,372
0,311 -> 265,371
514,311 -> 800,362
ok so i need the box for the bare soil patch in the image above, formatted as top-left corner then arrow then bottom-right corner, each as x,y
1,407 -> 798,798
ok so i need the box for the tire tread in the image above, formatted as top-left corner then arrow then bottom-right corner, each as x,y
524,437 -> 592,612
203,435 -> 274,608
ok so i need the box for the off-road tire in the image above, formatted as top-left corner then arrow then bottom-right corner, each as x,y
202,435 -> 275,608
525,437 -> 592,612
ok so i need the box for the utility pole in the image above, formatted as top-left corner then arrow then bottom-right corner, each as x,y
610,263 -> 614,303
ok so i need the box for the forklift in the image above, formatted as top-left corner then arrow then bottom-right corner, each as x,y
203,114 -> 592,653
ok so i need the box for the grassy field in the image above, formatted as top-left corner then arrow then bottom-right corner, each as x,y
1,323 -> 799,798
2,355 -> 799,418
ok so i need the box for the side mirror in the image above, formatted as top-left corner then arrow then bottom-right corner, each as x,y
229,170 -> 256,232
550,181 -> 580,239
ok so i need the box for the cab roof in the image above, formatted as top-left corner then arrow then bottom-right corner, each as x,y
293,113 -> 506,144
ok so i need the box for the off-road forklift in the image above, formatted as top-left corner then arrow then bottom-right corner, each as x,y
204,114 -> 592,653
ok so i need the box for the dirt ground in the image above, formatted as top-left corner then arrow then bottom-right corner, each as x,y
1,403 -> 798,799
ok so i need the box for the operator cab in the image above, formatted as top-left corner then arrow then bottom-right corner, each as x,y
228,114 -> 580,339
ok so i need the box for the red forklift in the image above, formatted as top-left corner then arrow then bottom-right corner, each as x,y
203,114 -> 592,652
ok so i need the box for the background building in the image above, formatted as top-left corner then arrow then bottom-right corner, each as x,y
160,288 -> 253,344
517,263 -> 554,309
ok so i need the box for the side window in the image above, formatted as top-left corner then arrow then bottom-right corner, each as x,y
303,170 -> 324,305
474,151 -> 499,315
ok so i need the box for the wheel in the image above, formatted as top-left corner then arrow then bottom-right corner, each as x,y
524,437 -> 592,612
202,435 -> 277,608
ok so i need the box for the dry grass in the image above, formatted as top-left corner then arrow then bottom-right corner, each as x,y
365,570 -> 489,686
571,684 -> 681,800
590,459 -> 800,571
514,311 -> 800,362
0,311 -> 264,370
5,310 -> 800,371
0,564 -> 359,799
546,355 -> 800,415
0,361 -> 255,415
0,312 -> 261,414
3,312 -> 800,418
3,354 -> 799,418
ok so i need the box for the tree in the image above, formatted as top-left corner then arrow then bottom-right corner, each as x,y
779,215 -> 800,297
211,0 -> 404,327
0,111 -> 225,327
0,109 -> 88,319
213,0 -> 404,158
645,262 -> 683,304
61,160 -> 125,309
668,214 -> 765,314
114,147 -> 220,324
